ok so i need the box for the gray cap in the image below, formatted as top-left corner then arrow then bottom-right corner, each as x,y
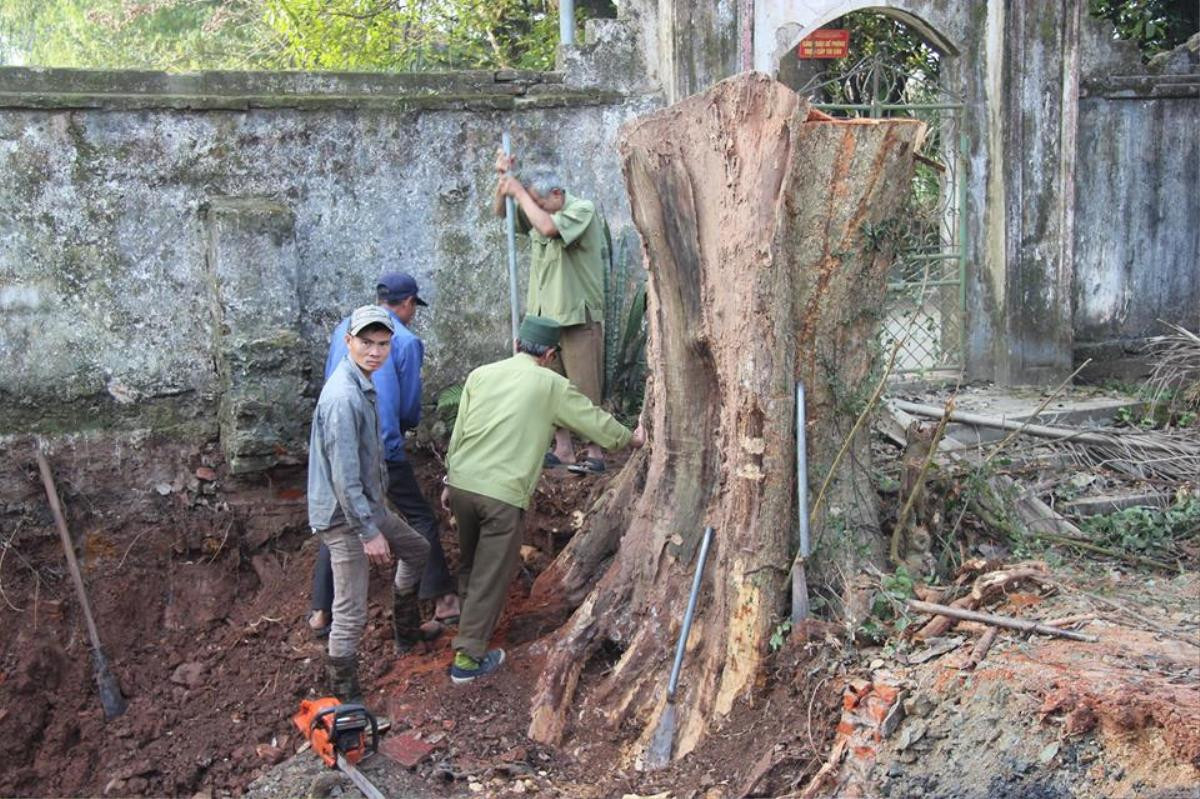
347,304 -> 396,335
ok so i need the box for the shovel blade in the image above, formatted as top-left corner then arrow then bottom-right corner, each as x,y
644,701 -> 676,770
92,649 -> 126,720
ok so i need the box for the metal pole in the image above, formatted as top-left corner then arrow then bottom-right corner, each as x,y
667,526 -> 714,699
559,0 -> 575,47
791,382 -> 811,623
501,132 -> 520,345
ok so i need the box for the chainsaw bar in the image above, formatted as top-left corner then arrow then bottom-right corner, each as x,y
336,752 -> 386,799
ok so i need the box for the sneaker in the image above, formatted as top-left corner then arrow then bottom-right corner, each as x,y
450,649 -> 506,685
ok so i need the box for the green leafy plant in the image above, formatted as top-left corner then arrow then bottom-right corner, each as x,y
435,383 -> 464,434
601,220 -> 647,423
857,566 -> 916,643
768,619 -> 793,652
1,0 -> 594,71
1079,493 -> 1200,557
1088,0 -> 1198,58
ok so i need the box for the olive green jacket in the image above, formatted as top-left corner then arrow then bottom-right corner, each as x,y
447,354 -> 631,508
518,192 -> 607,326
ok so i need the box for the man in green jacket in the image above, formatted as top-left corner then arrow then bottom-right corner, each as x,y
440,316 -> 645,684
494,150 -> 611,474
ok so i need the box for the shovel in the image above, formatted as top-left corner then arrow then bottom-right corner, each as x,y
645,524 -> 714,770
36,448 -> 127,720
790,380 -> 812,623
500,131 -> 520,346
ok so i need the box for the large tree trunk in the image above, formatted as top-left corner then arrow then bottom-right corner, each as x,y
529,73 -> 924,763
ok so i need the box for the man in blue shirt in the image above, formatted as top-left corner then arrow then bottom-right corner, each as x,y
310,272 -> 460,649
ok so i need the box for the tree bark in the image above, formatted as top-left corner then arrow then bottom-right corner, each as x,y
528,73 -> 924,762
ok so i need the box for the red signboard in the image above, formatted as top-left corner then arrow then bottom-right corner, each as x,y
797,29 -> 849,59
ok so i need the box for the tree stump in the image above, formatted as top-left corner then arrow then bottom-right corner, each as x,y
528,73 -> 925,762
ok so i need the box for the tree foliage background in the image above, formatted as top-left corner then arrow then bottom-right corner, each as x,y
0,0 -> 595,71
1089,0 -> 1198,57
2,0 -> 1193,73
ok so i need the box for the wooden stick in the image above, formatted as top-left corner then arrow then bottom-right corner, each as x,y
913,153 -> 947,173
907,599 -> 1099,643
890,397 -> 954,565
914,594 -> 977,640
962,627 -> 998,670
1043,613 -> 1097,628
36,449 -> 127,719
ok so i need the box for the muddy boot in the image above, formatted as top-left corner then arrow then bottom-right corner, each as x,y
392,589 -> 421,654
325,654 -> 363,705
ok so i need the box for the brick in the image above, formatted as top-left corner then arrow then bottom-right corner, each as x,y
380,733 -> 435,769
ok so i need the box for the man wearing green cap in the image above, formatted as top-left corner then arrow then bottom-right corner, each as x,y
441,315 -> 645,683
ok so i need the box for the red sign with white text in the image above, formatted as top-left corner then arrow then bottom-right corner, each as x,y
797,29 -> 849,59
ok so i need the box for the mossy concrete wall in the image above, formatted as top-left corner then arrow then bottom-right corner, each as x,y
1072,29 -> 1200,377
0,67 -> 660,468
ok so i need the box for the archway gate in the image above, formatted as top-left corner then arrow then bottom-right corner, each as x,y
799,42 -> 967,376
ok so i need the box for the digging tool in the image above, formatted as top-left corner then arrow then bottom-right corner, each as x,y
35,448 -> 126,720
294,698 -> 385,799
645,524 -> 714,770
791,380 -> 811,624
501,131 -> 520,346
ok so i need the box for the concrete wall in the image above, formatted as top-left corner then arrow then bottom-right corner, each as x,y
0,67 -> 660,469
1073,25 -> 1200,373
1,2 -> 1197,475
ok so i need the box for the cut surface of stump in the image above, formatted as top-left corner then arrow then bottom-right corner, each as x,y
528,72 -> 925,763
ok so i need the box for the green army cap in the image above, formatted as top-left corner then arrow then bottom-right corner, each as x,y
518,315 -> 561,348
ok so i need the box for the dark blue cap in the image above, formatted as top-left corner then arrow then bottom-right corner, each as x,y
376,272 -> 428,306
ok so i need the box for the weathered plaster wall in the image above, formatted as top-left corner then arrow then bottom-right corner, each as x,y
1073,26 -> 1200,362
0,68 -> 660,467
996,0 -> 1081,385
617,0 -> 742,103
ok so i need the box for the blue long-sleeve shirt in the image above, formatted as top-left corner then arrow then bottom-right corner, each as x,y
324,309 -> 423,463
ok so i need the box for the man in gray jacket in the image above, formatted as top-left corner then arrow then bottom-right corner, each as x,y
308,304 -> 430,703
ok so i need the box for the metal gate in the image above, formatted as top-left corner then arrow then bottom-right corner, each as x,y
800,45 -> 966,375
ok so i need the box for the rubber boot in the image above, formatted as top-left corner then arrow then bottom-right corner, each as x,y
325,653 -> 363,705
392,589 -> 421,654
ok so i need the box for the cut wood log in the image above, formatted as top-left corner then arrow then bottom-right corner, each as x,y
907,599 -> 1099,643
914,563 -> 1050,640
962,627 -> 998,670
527,73 -> 925,759
914,593 -> 977,640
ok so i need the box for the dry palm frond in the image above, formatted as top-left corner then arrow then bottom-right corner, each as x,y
1043,428 -> 1200,483
1146,320 -> 1200,417
892,399 -> 1200,483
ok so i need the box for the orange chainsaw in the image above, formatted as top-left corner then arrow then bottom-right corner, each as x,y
293,698 -> 384,799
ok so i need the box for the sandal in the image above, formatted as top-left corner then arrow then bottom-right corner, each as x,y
308,610 -> 331,639
544,452 -> 575,469
419,620 -> 448,640
567,457 -> 605,475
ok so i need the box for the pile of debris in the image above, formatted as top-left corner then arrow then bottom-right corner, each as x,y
876,371 -> 1198,583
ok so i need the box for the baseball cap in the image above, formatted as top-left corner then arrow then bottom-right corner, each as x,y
348,305 -> 396,336
376,272 -> 428,306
